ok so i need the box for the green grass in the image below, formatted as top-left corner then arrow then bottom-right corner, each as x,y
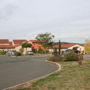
18,59 -> 90,90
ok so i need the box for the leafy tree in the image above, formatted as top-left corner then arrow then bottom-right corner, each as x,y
85,39 -> 90,46
22,42 -> 32,53
22,42 -> 32,48
36,32 -> 55,48
85,39 -> 90,54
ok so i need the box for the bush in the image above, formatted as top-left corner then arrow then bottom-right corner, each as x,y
38,48 -> 45,54
19,48 -> 24,54
0,50 -> 7,55
48,56 -> 63,62
14,52 -> 21,56
64,51 -> 79,61
46,49 -> 50,54
33,49 -> 37,53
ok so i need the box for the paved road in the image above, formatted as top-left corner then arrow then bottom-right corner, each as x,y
83,55 -> 90,59
0,55 -> 58,90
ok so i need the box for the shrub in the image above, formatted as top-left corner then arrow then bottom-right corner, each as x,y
14,52 -> 21,56
33,49 -> 37,53
48,56 -> 63,62
19,48 -> 24,55
38,48 -> 45,54
64,51 -> 79,61
0,50 -> 7,55
46,49 -> 50,54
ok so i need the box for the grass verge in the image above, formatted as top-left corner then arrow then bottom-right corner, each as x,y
18,59 -> 90,90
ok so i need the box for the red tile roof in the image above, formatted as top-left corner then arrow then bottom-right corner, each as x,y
29,40 -> 44,43
14,44 -> 21,47
29,40 -> 39,43
13,40 -> 27,45
9,42 -> 12,45
0,39 -> 14,49
28,40 -> 44,51
0,39 -> 9,44
53,44 -> 78,49
0,45 -> 15,49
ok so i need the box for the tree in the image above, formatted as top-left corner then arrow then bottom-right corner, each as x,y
36,32 -> 55,48
85,39 -> 90,54
22,42 -> 32,53
22,42 -> 32,48
85,39 -> 90,46
38,48 -> 45,54
59,40 -> 61,55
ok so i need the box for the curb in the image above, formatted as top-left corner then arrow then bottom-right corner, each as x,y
4,60 -> 61,90
45,60 -> 61,72
11,54 -> 53,58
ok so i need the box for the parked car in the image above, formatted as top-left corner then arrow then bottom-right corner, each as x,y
64,49 -> 72,54
8,50 -> 16,56
26,51 -> 34,55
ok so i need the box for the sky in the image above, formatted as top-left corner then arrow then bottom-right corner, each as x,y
0,0 -> 90,43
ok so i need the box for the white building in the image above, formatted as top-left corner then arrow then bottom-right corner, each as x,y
48,43 -> 85,54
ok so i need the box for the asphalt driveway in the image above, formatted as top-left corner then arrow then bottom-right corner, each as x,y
83,55 -> 90,59
0,55 -> 58,90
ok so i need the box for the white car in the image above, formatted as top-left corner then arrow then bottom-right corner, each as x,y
26,51 -> 34,55
8,50 -> 16,56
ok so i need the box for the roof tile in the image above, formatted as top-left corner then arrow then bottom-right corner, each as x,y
0,39 -> 9,44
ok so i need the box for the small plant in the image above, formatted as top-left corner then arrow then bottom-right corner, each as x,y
14,52 -> 21,56
64,51 -> 79,61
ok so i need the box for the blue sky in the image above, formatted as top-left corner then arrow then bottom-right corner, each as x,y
0,0 -> 90,43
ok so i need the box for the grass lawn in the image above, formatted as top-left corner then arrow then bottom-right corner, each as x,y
19,59 -> 90,90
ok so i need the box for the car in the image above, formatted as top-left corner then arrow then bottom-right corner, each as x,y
8,50 -> 16,56
26,51 -> 34,55
64,49 -> 72,54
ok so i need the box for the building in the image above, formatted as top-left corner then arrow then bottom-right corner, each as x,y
12,40 -> 32,54
12,40 -> 27,46
0,39 -> 14,50
48,43 -> 85,54
28,40 -> 44,51
12,40 -> 27,52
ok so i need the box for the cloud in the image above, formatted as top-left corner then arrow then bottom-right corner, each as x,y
71,19 -> 90,25
0,0 -> 90,43
0,0 -> 18,20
